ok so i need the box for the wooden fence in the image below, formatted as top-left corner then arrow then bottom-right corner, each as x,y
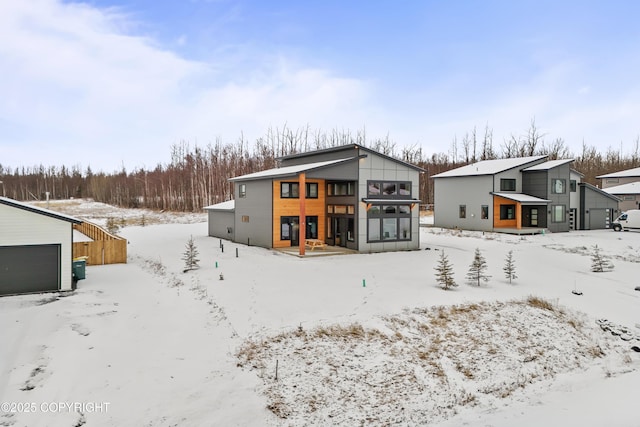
73,222 -> 127,265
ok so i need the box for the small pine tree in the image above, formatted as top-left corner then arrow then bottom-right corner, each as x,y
105,217 -> 120,234
182,235 -> 200,271
591,245 -> 613,272
466,248 -> 490,286
435,250 -> 457,290
503,250 -> 517,284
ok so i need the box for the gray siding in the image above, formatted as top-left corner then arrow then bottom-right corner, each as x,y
280,148 -> 358,166
522,171 -> 548,199
358,152 -> 420,252
579,185 -> 620,230
233,180 -> 273,248
434,175 -> 494,232
207,210 -> 235,240
307,161 -> 358,180
545,164 -> 571,233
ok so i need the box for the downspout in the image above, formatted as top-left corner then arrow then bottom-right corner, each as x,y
299,172 -> 306,256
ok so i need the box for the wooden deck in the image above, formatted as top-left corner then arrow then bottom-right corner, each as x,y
276,245 -> 357,257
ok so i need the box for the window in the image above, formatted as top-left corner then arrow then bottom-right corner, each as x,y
500,204 -> 516,220
500,179 -> 516,191
367,181 -> 411,198
570,180 -> 577,192
459,205 -> 466,218
481,205 -> 489,219
241,215 -> 249,223
552,205 -> 566,222
623,195 -> 635,201
280,182 -> 318,198
280,216 -> 299,240
367,203 -> 412,242
606,178 -> 619,184
328,181 -> 355,196
239,184 -> 246,198
552,179 -> 566,194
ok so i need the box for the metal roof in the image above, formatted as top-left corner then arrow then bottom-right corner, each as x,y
491,192 -> 551,204
596,166 -> 640,179
522,159 -> 574,171
601,181 -> 640,195
432,156 -> 547,178
203,200 -> 235,211
228,157 -> 357,182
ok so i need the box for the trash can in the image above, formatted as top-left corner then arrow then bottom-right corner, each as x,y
72,258 -> 87,281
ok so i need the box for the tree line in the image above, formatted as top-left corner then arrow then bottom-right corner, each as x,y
1,122 -> 638,212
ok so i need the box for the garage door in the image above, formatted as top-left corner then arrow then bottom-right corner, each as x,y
588,208 -> 612,230
0,244 -> 60,296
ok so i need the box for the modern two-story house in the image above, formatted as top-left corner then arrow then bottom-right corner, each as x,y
432,156 -> 619,233
205,144 -> 424,254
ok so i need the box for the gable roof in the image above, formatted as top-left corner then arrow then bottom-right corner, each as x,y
277,143 -> 426,172
432,156 -> 547,178
522,159 -> 574,171
0,197 -> 82,224
596,166 -> 640,179
229,157 -> 359,182
601,181 -> 640,195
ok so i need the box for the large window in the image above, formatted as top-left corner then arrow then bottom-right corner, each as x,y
500,204 -> 516,220
570,180 -> 577,192
280,182 -> 318,198
500,179 -> 516,191
552,179 -> 566,194
367,203 -> 412,242
552,205 -> 566,223
280,216 -> 298,240
367,181 -> 411,198
459,205 -> 466,218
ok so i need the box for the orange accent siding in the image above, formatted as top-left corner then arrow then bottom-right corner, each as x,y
493,195 -> 522,229
272,179 -> 326,248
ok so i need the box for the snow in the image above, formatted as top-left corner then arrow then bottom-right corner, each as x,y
431,156 -> 546,178
1,200 -> 640,426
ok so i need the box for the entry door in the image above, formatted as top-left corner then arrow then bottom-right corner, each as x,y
334,218 -> 348,247
530,208 -> 538,226
290,219 -> 299,246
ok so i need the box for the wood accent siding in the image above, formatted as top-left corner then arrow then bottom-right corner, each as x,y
272,179 -> 326,248
493,195 -> 522,229
73,221 -> 127,265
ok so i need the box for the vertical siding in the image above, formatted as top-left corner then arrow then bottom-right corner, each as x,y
234,180 -> 273,248
0,204 -> 73,291
433,175 -> 494,231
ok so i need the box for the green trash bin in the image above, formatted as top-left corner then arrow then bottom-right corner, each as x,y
72,259 -> 86,281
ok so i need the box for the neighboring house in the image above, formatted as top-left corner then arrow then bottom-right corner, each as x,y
206,144 -> 424,253
596,166 -> 640,189
432,156 -> 619,233
0,197 -> 82,296
602,182 -> 640,211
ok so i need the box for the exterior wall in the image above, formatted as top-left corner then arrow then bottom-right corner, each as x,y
207,210 -> 235,240
279,147 -> 362,166
0,204 -> 74,291
522,170 -> 548,199
546,164 -> 571,233
493,195 -> 520,228
600,176 -> 640,189
579,186 -> 620,230
433,175 -> 494,231
611,194 -> 639,212
570,171 -> 582,229
272,179 -> 326,248
358,152 -> 420,252
233,180 -> 273,248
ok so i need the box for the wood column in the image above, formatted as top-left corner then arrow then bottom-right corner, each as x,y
299,173 -> 306,256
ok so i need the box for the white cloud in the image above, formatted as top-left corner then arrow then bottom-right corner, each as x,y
0,0 -> 378,171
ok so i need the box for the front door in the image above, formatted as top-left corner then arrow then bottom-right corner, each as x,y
290,219 -> 299,246
334,217 -> 348,247
530,208 -> 538,226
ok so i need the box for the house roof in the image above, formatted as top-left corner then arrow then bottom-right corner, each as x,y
579,182 -> 621,202
203,200 -> 235,211
277,143 -> 426,172
522,159 -> 574,171
570,168 -> 585,178
596,166 -> 640,179
0,197 -> 82,224
601,181 -> 640,195
229,157 -> 358,182
431,156 -> 547,178
491,192 -> 551,204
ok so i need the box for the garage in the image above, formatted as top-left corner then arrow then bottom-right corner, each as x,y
0,197 -> 81,296
0,244 -> 61,296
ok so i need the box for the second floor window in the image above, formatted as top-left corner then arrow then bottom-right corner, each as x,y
500,179 -> 516,191
280,182 -> 318,198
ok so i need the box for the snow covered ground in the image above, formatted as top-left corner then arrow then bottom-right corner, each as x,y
1,200 -> 639,426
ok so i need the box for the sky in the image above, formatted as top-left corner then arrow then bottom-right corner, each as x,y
1,0 -> 640,172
